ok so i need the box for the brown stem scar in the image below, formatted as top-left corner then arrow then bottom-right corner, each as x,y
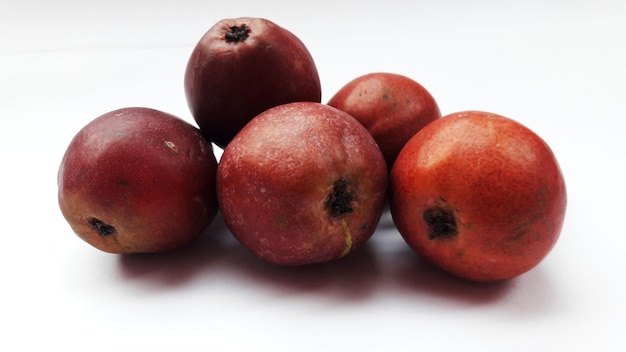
423,207 -> 458,239
88,218 -> 117,236
224,24 -> 251,43
325,178 -> 354,218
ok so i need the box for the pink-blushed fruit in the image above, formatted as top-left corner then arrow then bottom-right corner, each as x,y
328,72 -> 440,169
217,102 -> 388,266
58,107 -> 219,254
390,111 -> 567,282
184,17 -> 321,148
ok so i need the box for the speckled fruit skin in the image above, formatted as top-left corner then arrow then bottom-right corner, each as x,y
184,17 -> 321,148
390,111 -> 567,282
217,102 -> 388,266
58,107 -> 219,254
328,72 -> 440,170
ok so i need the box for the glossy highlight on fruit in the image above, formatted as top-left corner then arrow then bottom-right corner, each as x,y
390,111 -> 567,282
184,17 -> 321,148
58,107 -> 219,254
217,102 -> 388,266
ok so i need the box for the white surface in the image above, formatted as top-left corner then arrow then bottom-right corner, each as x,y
2,0 -> 625,350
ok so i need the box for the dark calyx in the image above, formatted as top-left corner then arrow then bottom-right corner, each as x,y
88,217 -> 117,236
326,178 -> 354,218
225,24 -> 251,43
423,207 -> 458,240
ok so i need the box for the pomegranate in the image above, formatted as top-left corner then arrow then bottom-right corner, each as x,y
390,110 -> 567,282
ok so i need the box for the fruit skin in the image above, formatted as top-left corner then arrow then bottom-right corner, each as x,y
217,102 -> 388,266
184,17 -> 322,148
58,107 -> 219,254
389,111 -> 567,282
328,72 -> 440,170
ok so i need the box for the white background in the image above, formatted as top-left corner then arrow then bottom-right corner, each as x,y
1,0 -> 625,350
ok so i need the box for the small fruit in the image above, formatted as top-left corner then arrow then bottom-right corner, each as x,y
328,72 -> 440,169
390,111 -> 567,282
184,17 -> 321,148
58,107 -> 219,254
217,102 -> 388,266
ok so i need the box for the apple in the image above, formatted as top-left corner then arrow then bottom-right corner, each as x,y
184,17 -> 322,148
389,111 -> 567,282
217,102 -> 388,266
58,107 -> 219,254
328,72 -> 440,169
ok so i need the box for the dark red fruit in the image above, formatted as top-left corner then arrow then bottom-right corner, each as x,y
217,102 -> 388,266
184,17 -> 321,148
58,107 -> 219,254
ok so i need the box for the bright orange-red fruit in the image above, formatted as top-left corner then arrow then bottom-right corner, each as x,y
328,72 -> 440,170
390,111 -> 567,282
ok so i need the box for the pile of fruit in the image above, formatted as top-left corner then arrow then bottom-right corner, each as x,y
58,17 -> 567,283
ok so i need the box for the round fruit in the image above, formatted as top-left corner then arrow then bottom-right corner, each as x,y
217,102 -> 388,266
184,17 -> 321,148
328,72 -> 440,169
389,111 -> 567,282
58,107 -> 219,254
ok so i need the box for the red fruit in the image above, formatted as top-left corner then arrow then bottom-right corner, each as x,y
184,17 -> 321,148
328,72 -> 440,169
390,111 -> 567,282
58,107 -> 219,254
217,102 -> 388,266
